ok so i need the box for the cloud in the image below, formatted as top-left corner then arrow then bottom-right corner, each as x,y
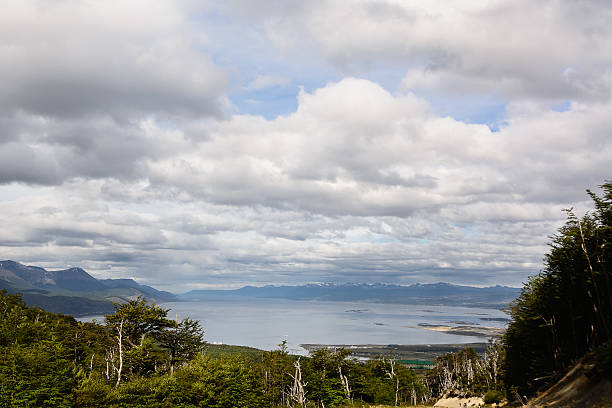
1,1 -> 611,290
226,0 -> 612,104
246,75 -> 290,91
0,0 -> 229,186
2,72 -> 610,288
145,78 -> 611,217
0,113 -> 192,185
0,181 -> 555,289
0,0 -> 228,119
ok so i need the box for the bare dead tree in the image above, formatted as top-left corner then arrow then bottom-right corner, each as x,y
338,364 -> 352,403
384,358 -> 399,406
466,357 -> 474,387
423,376 -> 432,402
395,376 -> 400,407
485,340 -> 500,387
440,366 -> 455,393
288,358 -> 307,408
89,353 -> 95,374
105,347 -> 116,381
115,319 -> 124,388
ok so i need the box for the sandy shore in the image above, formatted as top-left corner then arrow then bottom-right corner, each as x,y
414,323 -> 504,337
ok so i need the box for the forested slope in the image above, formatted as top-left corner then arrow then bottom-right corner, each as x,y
504,182 -> 612,399
0,291 -> 433,407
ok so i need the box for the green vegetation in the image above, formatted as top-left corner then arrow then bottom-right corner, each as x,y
1,181 -> 610,406
398,181 -> 612,405
388,181 -> 612,404
1,291 -> 97,407
0,291 -> 432,407
483,389 -> 504,404
203,343 -> 265,358
504,181 -> 612,396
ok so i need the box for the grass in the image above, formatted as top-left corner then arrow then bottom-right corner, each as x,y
202,343 -> 266,358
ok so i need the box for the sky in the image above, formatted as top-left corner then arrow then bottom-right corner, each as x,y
1,0 -> 611,291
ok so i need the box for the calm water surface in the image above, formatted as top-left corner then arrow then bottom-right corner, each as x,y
153,298 -> 508,354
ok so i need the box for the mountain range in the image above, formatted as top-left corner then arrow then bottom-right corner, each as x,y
0,260 -> 176,316
1,259 -> 521,316
183,282 -> 521,308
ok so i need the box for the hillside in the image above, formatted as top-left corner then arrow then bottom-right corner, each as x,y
526,346 -> 612,407
0,260 -> 176,315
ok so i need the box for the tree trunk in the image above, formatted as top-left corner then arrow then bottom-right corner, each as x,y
115,319 -> 124,388
89,353 -> 95,374
338,365 -> 352,402
289,358 -> 307,408
578,219 -> 608,342
395,376 -> 399,407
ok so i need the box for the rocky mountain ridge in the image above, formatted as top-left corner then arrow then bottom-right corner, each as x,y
0,260 -> 176,315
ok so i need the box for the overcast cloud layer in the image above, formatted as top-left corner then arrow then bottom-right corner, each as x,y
1,0 -> 610,291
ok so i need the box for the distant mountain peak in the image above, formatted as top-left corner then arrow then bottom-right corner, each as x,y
183,281 -> 520,308
0,260 -> 176,316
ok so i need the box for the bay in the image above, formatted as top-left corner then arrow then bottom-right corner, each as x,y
82,297 -> 508,355
163,297 -> 508,355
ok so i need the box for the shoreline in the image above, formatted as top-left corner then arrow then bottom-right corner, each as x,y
300,342 -> 488,360
414,323 -> 504,337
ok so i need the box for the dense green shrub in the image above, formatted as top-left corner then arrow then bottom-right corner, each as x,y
0,290 -> 433,407
484,389 -> 504,404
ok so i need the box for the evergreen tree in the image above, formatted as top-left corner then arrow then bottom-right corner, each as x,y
504,181 -> 612,394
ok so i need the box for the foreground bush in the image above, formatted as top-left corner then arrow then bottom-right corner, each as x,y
483,389 -> 504,404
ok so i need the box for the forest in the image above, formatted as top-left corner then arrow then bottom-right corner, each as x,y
0,182 -> 610,407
